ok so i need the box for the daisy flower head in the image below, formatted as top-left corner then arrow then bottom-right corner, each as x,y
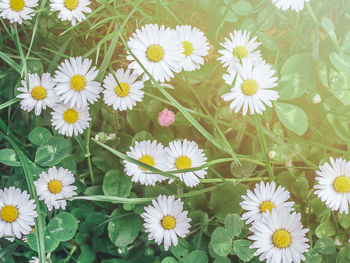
166,139 -> 207,188
0,0 -> 38,24
29,257 -> 39,263
16,73 -> 58,116
175,25 -> 210,72
126,24 -> 185,83
0,187 -> 37,241
103,68 -> 144,111
240,181 -> 295,224
314,157 -> 350,214
218,30 -> 262,71
124,140 -> 170,186
49,0 -> 92,25
272,0 -> 310,12
249,208 -> 309,263
34,166 -> 77,211
221,60 -> 279,116
54,56 -> 102,108
141,195 -> 191,251
51,103 -> 91,137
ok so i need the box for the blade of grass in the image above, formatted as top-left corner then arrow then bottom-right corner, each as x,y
0,98 -> 19,111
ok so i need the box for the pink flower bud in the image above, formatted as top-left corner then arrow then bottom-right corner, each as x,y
158,109 -> 175,127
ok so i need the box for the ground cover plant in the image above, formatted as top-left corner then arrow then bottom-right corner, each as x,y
1,0 -> 350,262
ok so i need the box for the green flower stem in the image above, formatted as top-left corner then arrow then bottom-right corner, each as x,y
0,132 -> 46,262
85,125 -> 95,185
254,115 -> 275,181
200,177 -> 268,184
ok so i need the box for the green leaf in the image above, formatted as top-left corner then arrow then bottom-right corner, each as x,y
27,228 -> 59,253
337,213 -> 350,229
233,239 -> 254,262
211,227 -> 232,257
213,257 -> 231,263
304,249 -> 322,263
314,237 -> 336,255
29,127 -> 52,146
257,7 -> 275,31
47,212 -> 78,242
321,17 -> 339,50
170,239 -> 189,260
0,148 -> 21,167
329,52 -> 350,74
161,257 -> 178,263
233,0 -> 253,16
132,130 -> 154,145
225,213 -> 243,238
278,54 -> 314,100
328,69 -> 350,105
35,136 -> 71,166
183,250 -> 208,263
108,209 -> 141,247
315,221 -> 336,238
337,246 -> 350,263
77,245 -> 95,263
103,169 -> 132,197
27,60 -> 43,75
274,102 -> 308,135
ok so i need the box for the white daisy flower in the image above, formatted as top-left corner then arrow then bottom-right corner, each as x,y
166,139 -> 207,188
221,60 -> 279,115
240,181 -> 295,224
218,30 -> 262,72
34,166 -> 77,211
272,0 -> 310,12
51,103 -> 91,137
16,73 -> 58,116
54,56 -> 102,109
141,195 -> 191,251
127,24 -> 185,83
249,208 -> 309,263
314,157 -> 350,214
175,25 -> 210,72
0,187 -> 37,242
102,68 -> 144,111
123,140 -> 169,186
29,257 -> 39,263
49,0 -> 92,25
0,0 -> 38,24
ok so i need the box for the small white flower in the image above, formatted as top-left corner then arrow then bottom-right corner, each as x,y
240,181 -> 295,224
51,103 -> 91,137
166,139 -> 207,188
312,93 -> 321,104
54,56 -> 102,108
49,0 -> 92,25
124,140 -> 170,186
103,68 -> 144,111
249,208 -> 309,263
127,24 -> 185,83
272,0 -> 310,12
0,187 -> 37,241
218,30 -> 262,72
221,60 -> 279,115
0,0 -> 38,24
16,73 -> 58,116
29,257 -> 39,263
314,157 -> 350,214
34,166 -> 77,211
141,195 -> 191,251
175,25 -> 210,72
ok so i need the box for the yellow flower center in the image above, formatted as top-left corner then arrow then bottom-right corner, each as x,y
0,205 -> 19,223
10,0 -> 25,12
64,0 -> 78,10
175,156 -> 192,170
115,82 -> 130,97
161,215 -> 176,230
70,74 -> 86,91
146,44 -> 164,62
48,180 -> 63,194
63,109 -> 79,124
139,155 -> 155,171
333,176 -> 350,193
272,229 -> 291,248
241,79 -> 258,96
182,41 -> 194,56
260,201 -> 275,213
31,86 -> 47,100
233,46 -> 248,59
